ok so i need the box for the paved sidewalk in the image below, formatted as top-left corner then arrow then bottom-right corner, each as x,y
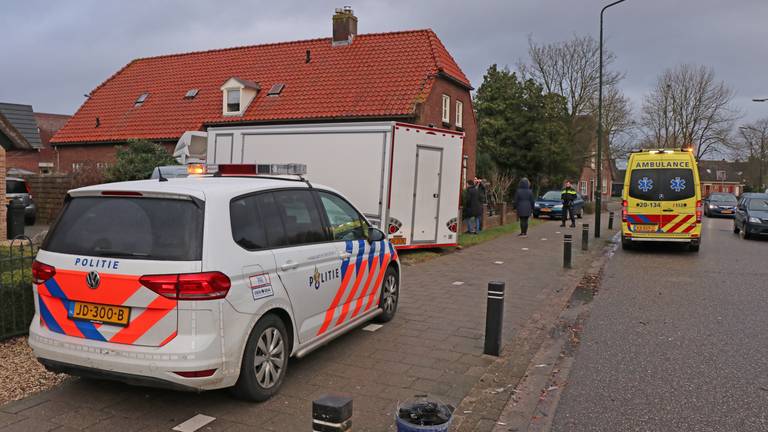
0,216 -> 615,432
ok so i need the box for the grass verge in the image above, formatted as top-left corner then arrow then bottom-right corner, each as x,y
398,218 -> 542,266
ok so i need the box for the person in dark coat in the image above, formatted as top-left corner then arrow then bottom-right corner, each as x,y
513,178 -> 535,236
462,180 -> 482,234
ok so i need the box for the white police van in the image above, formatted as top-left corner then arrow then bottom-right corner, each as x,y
28,165 -> 400,401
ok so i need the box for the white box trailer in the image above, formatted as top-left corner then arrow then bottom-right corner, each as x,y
205,122 -> 464,249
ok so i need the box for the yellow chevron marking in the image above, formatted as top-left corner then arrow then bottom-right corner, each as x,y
661,215 -> 686,232
673,216 -> 695,233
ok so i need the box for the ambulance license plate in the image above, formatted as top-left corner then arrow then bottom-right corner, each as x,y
633,224 -> 658,233
390,236 -> 406,245
70,301 -> 130,326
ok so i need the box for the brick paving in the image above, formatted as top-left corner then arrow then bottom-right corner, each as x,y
0,217 -> 614,432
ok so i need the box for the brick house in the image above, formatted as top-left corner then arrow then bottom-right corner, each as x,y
698,159 -> 748,197
0,102 -> 71,174
574,115 -> 613,202
51,8 -> 477,178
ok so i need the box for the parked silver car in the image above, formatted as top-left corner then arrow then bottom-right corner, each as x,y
6,177 -> 36,225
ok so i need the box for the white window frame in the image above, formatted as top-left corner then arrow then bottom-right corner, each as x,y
441,95 -> 450,124
602,178 -> 608,194
455,100 -> 463,128
580,181 -> 588,196
225,88 -> 241,114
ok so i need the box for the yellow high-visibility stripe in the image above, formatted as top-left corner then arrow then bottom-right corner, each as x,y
661,215 -> 685,232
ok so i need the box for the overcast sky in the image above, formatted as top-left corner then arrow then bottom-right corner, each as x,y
2,0 -> 767,124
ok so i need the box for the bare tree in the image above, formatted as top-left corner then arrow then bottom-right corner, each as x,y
735,118 -> 768,189
519,34 -> 623,119
640,64 -> 740,159
597,85 -> 636,159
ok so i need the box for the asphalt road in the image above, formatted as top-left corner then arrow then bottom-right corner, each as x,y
551,216 -> 768,431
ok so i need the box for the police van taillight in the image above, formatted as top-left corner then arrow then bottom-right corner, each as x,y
140,272 -> 231,300
622,200 -> 628,222
32,260 -> 56,284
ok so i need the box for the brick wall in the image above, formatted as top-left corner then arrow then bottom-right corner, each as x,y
416,77 -> 477,181
21,174 -> 73,224
52,142 -> 176,174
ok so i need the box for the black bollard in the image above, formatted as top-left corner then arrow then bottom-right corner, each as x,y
313,395 -> 353,432
608,211 -> 615,230
564,234 -> 573,268
582,224 -> 589,251
483,281 -> 505,356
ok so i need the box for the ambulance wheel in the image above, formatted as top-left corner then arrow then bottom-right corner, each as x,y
688,242 -> 700,252
621,236 -> 632,250
232,314 -> 288,402
374,266 -> 399,323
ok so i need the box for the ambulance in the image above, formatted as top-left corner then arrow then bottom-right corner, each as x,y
28,165 -> 400,401
621,149 -> 702,252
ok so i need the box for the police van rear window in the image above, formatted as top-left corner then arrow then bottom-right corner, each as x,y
43,196 -> 203,261
629,169 -> 695,201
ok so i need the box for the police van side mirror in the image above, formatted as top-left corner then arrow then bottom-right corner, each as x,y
368,227 -> 386,242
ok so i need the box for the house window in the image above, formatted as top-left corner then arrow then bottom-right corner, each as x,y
134,92 -> 149,107
590,156 -> 596,170
226,89 -> 241,113
455,100 -> 463,128
602,178 -> 607,194
72,162 -> 84,172
96,162 -> 111,170
580,181 -> 588,196
441,95 -> 450,124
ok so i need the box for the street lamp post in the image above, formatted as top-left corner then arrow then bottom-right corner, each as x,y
596,0 -> 627,238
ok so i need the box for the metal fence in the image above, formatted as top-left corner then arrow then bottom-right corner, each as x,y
0,237 -> 38,341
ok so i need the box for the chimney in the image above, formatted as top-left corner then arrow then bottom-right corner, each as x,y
332,6 -> 357,46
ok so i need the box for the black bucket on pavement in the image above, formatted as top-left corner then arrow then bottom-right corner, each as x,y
396,396 -> 454,432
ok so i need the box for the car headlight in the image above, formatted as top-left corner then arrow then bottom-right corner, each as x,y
749,217 -> 761,223
709,204 -> 717,209
534,203 -> 540,208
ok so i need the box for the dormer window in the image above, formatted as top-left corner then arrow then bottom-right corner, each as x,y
220,77 -> 260,116
134,92 -> 149,107
226,89 -> 240,113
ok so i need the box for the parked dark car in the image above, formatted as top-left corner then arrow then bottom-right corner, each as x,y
703,192 -> 737,217
533,190 -> 585,219
733,193 -> 768,239
6,177 -> 36,225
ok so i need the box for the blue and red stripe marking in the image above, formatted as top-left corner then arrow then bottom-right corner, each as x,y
39,278 -> 106,341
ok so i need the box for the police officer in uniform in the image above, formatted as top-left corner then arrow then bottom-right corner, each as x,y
561,180 -> 577,228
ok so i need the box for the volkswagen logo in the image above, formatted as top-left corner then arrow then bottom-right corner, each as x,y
86,271 -> 100,289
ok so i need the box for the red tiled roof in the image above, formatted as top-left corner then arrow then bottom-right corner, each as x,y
52,29 -> 470,145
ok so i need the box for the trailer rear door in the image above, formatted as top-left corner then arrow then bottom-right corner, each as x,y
411,146 -> 443,243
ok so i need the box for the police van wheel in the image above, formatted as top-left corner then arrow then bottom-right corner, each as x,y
232,314 -> 289,402
374,266 -> 399,323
